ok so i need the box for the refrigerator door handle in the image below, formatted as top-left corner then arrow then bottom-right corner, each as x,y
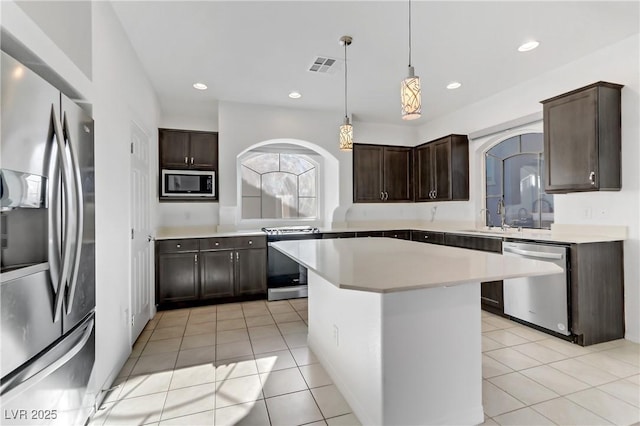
49,105 -> 74,323
0,317 -> 94,404
62,113 -> 84,314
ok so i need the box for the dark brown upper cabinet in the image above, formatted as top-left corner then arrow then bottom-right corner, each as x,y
414,134 -> 469,202
541,82 -> 623,193
159,128 -> 218,171
353,144 -> 413,203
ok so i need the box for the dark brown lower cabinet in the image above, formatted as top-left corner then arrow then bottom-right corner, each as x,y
480,280 -> 504,316
156,236 -> 267,309
570,241 -> 624,346
236,248 -> 267,296
157,252 -> 198,303
200,250 -> 235,299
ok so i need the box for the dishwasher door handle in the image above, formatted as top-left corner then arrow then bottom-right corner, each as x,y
503,246 -> 564,260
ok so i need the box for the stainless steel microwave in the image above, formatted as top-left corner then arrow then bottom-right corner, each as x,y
161,169 -> 215,198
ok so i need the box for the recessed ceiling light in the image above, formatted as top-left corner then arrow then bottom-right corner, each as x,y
193,82 -> 208,90
446,82 -> 462,90
518,41 -> 540,52
288,91 -> 302,99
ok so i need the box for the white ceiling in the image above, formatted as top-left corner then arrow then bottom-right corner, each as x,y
111,1 -> 639,126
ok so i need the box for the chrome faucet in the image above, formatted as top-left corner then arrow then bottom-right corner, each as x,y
496,199 -> 509,230
479,208 -> 491,228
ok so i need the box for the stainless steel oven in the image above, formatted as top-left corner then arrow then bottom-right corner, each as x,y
262,226 -> 320,301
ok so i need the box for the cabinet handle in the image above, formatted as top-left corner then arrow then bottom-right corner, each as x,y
191,157 -> 194,165
248,240 -> 253,245
230,252 -> 233,261
194,254 -> 198,263
236,252 -> 239,261
176,244 -> 181,248
184,156 -> 188,164
215,242 -> 219,246
433,190 -> 437,198
589,171 -> 596,186
380,191 -> 384,200
424,235 -> 429,239
384,192 -> 389,200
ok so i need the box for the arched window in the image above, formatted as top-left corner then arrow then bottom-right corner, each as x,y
241,152 -> 318,219
485,133 -> 554,229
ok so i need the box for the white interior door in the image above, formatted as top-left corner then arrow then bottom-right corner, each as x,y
130,121 -> 152,344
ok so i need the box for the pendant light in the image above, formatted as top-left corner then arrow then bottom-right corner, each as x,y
401,0 -> 421,120
339,35 -> 353,151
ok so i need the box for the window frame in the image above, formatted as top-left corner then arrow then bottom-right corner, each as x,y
483,132 -> 554,230
238,150 -> 322,223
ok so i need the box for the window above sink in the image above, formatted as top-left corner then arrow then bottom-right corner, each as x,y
485,133 -> 554,230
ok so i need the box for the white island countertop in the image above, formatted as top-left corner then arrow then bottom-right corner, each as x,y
271,237 -> 562,293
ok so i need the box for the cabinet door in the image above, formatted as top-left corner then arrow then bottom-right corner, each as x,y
189,132 -> 218,170
481,280 -> 504,315
414,144 -> 433,201
235,248 -> 267,296
200,250 -> 235,299
353,144 -> 384,202
544,88 -> 598,192
432,139 -> 451,200
159,130 -> 190,169
157,253 -> 198,303
383,147 -> 413,201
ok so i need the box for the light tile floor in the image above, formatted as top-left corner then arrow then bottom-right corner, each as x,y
90,300 -> 640,426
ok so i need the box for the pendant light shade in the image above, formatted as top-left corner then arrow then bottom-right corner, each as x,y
339,35 -> 353,151
339,117 -> 353,151
401,66 -> 421,120
401,0 -> 421,120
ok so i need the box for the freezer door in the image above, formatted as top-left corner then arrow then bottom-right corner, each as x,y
0,313 -> 95,426
60,96 -> 95,333
1,51 -> 61,177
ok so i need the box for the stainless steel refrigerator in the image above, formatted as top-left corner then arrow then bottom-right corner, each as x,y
0,51 -> 96,425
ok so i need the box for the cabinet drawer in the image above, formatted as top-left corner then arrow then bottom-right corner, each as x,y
444,234 -> 502,253
157,239 -> 199,253
411,231 -> 445,245
200,235 -> 267,251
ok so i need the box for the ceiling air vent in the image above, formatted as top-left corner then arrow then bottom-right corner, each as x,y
308,57 -> 339,74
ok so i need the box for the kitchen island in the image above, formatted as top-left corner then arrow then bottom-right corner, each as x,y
271,238 -> 562,425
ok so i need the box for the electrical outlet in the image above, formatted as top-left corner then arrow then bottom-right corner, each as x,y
333,325 -> 339,347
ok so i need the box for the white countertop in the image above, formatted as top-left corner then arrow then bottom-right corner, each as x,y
271,238 -> 562,293
155,223 -> 625,243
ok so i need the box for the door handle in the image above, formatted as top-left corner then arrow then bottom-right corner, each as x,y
49,106 -> 72,323
62,113 -> 84,315
503,246 -> 564,260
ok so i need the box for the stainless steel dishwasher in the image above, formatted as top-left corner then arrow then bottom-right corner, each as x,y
502,241 -> 570,336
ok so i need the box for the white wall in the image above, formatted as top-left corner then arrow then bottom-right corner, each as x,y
92,1 -> 160,394
217,101 -> 418,229
419,34 -> 640,342
14,0 -> 92,79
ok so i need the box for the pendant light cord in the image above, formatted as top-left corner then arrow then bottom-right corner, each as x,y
408,0 -> 412,67
344,41 -> 348,119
